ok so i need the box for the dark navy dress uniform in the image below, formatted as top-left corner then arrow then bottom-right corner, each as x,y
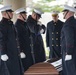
27,15 -> 46,64
61,16 -> 76,75
15,19 -> 33,71
0,18 -> 23,75
46,20 -> 63,59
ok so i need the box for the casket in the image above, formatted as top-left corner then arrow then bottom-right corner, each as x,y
24,62 -> 59,75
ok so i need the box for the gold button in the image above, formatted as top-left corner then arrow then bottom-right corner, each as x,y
54,23 -> 56,25
56,38 -> 58,40
16,38 -> 17,40
52,38 -> 54,40
30,44 -> 33,47
52,32 -> 54,34
56,45 -> 58,46
31,51 -> 34,54
22,50 -> 23,52
52,44 -> 54,46
17,46 -> 20,48
56,32 -> 58,34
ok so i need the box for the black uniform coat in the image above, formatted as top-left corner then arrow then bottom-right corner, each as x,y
46,20 -> 63,59
27,15 -> 46,64
15,19 -> 33,71
0,18 -> 23,75
61,16 -> 76,75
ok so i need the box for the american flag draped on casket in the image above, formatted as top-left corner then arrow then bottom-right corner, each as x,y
45,58 -> 62,72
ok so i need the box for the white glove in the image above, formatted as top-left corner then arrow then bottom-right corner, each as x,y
47,47 -> 50,51
1,54 -> 9,61
37,21 -> 42,25
65,55 -> 72,61
40,29 -> 44,34
20,52 -> 26,59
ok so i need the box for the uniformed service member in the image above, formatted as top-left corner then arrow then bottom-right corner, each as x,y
46,11 -> 63,59
0,5 -> 23,75
61,5 -> 76,75
27,8 -> 46,64
15,8 -> 33,71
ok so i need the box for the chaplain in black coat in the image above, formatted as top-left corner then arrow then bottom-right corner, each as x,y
15,8 -> 34,71
61,5 -> 76,75
27,9 -> 46,64
46,11 -> 63,59
0,5 -> 23,75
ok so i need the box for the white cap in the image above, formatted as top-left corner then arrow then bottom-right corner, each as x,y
14,8 -> 26,14
51,11 -> 59,15
0,5 -> 13,12
33,8 -> 43,15
63,5 -> 76,12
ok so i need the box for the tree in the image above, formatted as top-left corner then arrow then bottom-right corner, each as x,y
0,0 -> 3,4
32,0 -> 63,12
38,0 -> 55,2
